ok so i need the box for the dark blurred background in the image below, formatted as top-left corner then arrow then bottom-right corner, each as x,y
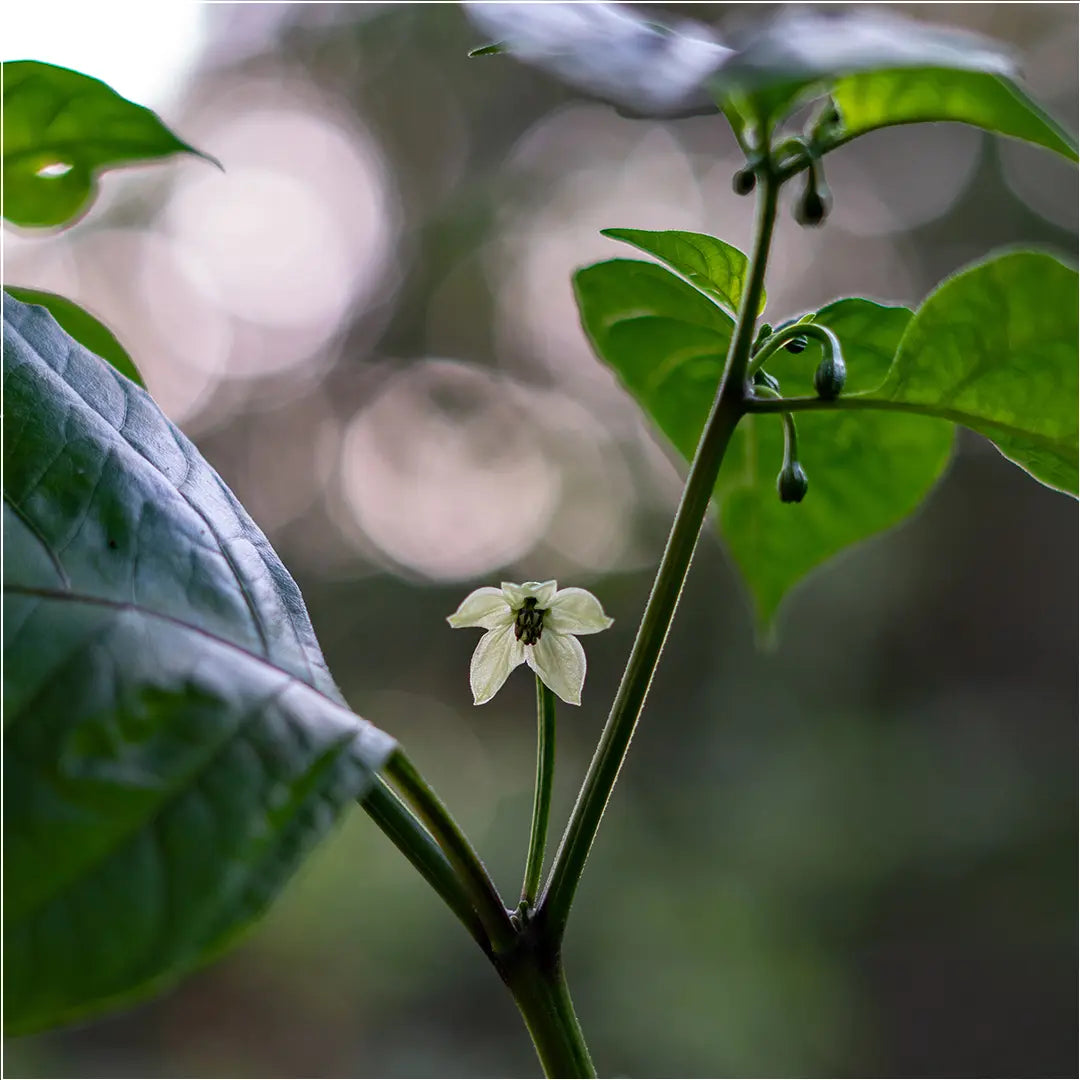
4,3 -> 1077,1077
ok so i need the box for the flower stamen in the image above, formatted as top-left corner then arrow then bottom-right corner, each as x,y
514,597 -> 545,645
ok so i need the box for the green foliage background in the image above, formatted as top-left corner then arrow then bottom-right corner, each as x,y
4,4 -> 1077,1077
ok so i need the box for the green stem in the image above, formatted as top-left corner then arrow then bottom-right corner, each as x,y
503,951 -> 595,1078
361,777 -> 490,953
746,321 -> 841,379
539,166 -> 781,943
521,678 -> 557,909
384,749 -> 517,954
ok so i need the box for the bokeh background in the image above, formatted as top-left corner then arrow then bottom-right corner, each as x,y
4,3 -> 1077,1076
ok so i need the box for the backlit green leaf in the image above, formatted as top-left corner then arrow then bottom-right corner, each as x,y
2,61 -> 216,229
873,251 -> 1079,494
3,295 -> 395,1034
601,229 -> 763,318
575,259 -> 954,630
4,287 -> 143,386
830,69 -> 1077,161
722,300 -> 953,629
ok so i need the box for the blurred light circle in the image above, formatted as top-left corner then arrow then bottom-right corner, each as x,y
165,98 -> 396,373
339,360 -> 561,580
825,124 -> 981,238
999,138 -> 1078,233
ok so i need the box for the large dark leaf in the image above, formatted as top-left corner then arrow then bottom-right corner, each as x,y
3,294 -> 395,1034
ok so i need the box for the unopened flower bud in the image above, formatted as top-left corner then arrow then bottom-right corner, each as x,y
777,461 -> 809,503
813,354 -> 847,400
732,166 -> 756,196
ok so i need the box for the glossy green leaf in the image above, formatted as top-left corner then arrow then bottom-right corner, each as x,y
4,287 -> 143,386
722,300 -> 953,628
2,61 -> 215,229
3,295 -> 396,1034
575,261 -> 954,630
601,229 -> 764,319
830,69 -> 1078,162
872,251 -> 1079,495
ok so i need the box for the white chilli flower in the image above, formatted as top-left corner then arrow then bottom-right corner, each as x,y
447,580 -> 613,706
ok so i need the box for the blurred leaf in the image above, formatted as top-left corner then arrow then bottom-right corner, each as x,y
4,287 -> 143,386
468,42 -> 506,57
722,300 -> 954,630
575,263 -> 954,631
601,229 -> 763,318
463,2 -> 732,118
2,60 -> 216,229
3,295 -> 396,1034
831,70 -> 1078,161
873,251 -> 1079,495
715,8 -> 1017,131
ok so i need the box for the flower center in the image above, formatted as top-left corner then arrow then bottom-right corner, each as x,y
514,596 -> 545,646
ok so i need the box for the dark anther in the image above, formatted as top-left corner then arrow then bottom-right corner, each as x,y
514,597 -> 545,645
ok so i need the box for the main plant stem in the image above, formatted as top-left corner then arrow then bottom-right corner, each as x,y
539,168 -> 780,944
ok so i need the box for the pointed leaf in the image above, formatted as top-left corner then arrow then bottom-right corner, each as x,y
4,287 -> 143,386
830,69 -> 1077,161
2,61 -> 216,229
3,295 -> 395,1034
601,229 -> 764,319
871,251 -> 1079,494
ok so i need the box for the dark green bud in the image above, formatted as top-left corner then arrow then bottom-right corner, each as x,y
732,165 -> 757,196
794,180 -> 831,226
777,461 -> 809,503
752,322 -> 773,355
813,354 -> 847,400
753,369 -> 781,393
784,335 -> 808,354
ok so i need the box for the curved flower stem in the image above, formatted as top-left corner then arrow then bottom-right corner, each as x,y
361,777 -> 490,954
521,677 -> 557,910
746,321 -> 842,379
539,166 -> 781,945
384,749 -> 517,954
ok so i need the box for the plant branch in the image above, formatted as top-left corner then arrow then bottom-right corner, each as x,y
538,164 -> 781,944
361,777 -> 490,954
384,750 -> 517,954
521,678 -> 557,910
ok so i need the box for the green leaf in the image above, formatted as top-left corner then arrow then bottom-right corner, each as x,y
601,229 -> 764,319
574,258 -> 735,462
468,42 -> 506,57
722,300 -> 954,628
2,61 -> 216,229
830,70 -> 1078,162
4,287 -> 144,386
872,251 -> 1079,495
3,295 -> 396,1034
574,260 -> 954,630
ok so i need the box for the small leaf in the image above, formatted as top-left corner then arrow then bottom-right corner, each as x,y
4,287 -> 144,386
723,300 -> 953,628
469,42 -> 506,57
2,61 -> 217,229
3,295 -> 396,1034
830,69 -> 1077,162
601,229 -> 764,318
873,251 -> 1079,495
574,258 -> 954,631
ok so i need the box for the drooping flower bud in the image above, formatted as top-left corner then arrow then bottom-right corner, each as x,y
732,165 -> 757,196
813,352 -> 847,400
777,460 -> 809,503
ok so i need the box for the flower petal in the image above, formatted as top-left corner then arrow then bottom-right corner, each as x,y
470,624 -> 526,704
448,587 -> 514,630
501,579 -> 558,610
526,630 -> 586,706
547,587 -> 614,636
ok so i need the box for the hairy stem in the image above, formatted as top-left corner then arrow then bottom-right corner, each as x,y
539,167 -> 781,943
521,678 -> 557,909
384,750 -> 516,954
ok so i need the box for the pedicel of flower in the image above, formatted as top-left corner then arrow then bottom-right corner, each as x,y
447,580 -> 613,706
